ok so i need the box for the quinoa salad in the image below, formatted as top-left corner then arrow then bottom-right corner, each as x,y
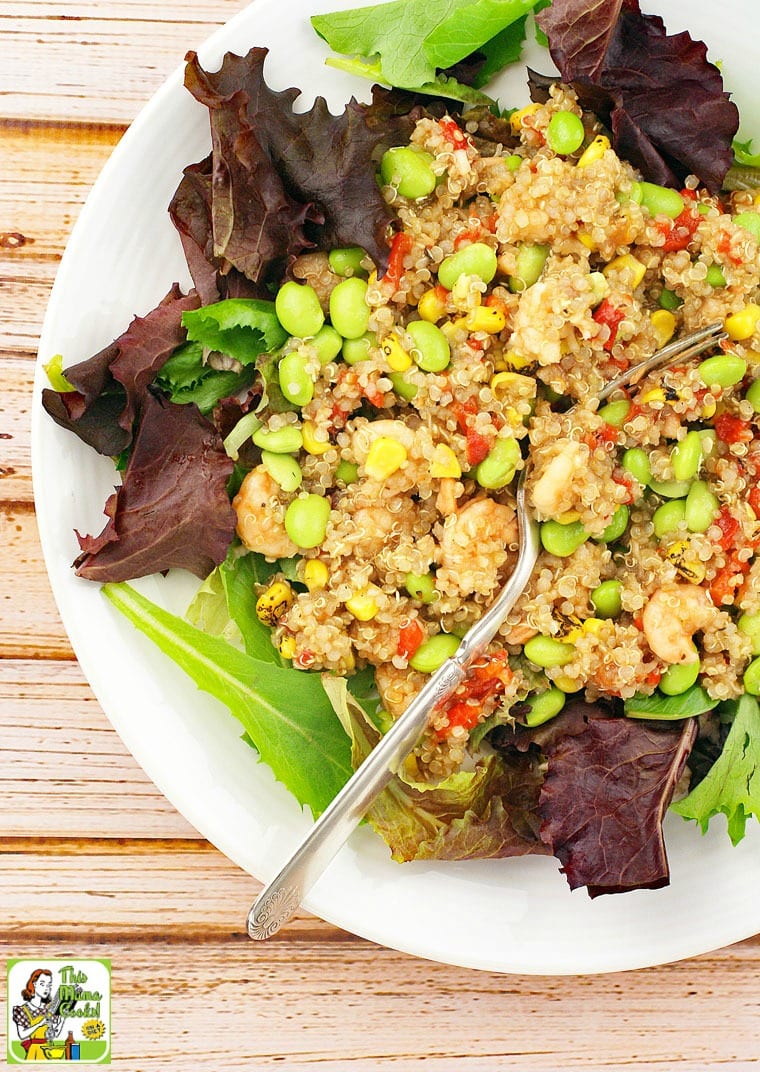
41,0 -> 760,895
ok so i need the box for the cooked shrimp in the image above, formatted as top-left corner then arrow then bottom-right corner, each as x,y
641,583 -> 718,664
436,497 -> 517,599
530,439 -> 588,519
232,465 -> 298,560
435,477 -> 460,517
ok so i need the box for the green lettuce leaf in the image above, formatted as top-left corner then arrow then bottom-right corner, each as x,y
154,341 -> 256,414
624,684 -> 719,720
103,581 -> 352,814
671,695 -> 760,845
181,298 -> 288,366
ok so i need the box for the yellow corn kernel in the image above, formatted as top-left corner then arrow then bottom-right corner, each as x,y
465,305 -> 507,334
303,559 -> 329,591
603,253 -> 647,290
256,580 -> 293,626
553,673 -> 582,693
429,443 -> 462,479
582,617 -> 606,637
556,613 -> 584,639
278,635 -> 297,660
365,436 -> 408,480
725,303 -> 760,341
381,334 -> 413,372
557,510 -> 581,524
490,370 -> 534,401
302,420 -> 330,455
576,134 -> 611,168
651,308 -> 677,348
640,387 -> 666,405
665,542 -> 706,584
577,232 -> 596,251
510,102 -> 541,134
504,406 -> 524,428
502,349 -> 532,370
441,318 -> 466,340
700,397 -> 717,419
744,349 -> 760,364
345,589 -> 379,621
418,287 -> 447,323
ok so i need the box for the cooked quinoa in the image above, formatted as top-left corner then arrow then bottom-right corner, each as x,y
232,84 -> 760,782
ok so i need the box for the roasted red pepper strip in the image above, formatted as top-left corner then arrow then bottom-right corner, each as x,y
593,299 -> 625,351
385,231 -> 413,290
397,618 -> 425,660
655,206 -> 700,252
714,413 -> 753,444
710,549 -> 751,605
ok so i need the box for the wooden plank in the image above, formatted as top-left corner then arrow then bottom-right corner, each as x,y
0,354 -> 35,503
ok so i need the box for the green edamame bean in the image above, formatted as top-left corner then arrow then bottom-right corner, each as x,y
475,437 -> 521,490
649,477 -> 692,499
284,493 -> 331,549
698,352 -> 748,388
404,572 -> 438,604
659,287 -> 683,310
252,425 -> 303,453
706,264 -> 726,287
380,146 -> 437,199
508,243 -> 550,293
590,579 -> 623,619
653,498 -> 687,537
505,154 -> 522,171
540,519 -> 589,557
743,656 -> 760,696
329,277 -> 370,339
389,371 -> 418,400
328,247 -> 368,278
260,450 -> 302,493
278,351 -> 314,407
407,319 -> 451,372
438,242 -> 498,290
698,428 -> 717,457
546,110 -> 585,155
335,459 -> 359,485
275,281 -> 324,338
671,430 -> 703,482
523,634 -> 576,668
622,447 -> 652,488
684,479 -> 719,533
596,505 -> 629,544
733,211 -> 760,242
597,399 -> 631,427
312,324 -> 343,365
524,686 -> 567,727
660,656 -> 700,696
638,181 -> 685,219
746,378 -> 760,412
738,613 -> 760,655
410,632 -> 460,673
342,331 -> 377,365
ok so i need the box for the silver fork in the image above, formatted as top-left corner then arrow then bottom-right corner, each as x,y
247,320 -> 726,940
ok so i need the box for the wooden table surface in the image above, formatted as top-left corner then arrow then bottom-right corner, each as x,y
2,2 -> 759,1067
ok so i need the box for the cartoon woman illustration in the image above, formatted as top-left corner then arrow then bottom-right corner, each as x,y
11,969 -> 64,1060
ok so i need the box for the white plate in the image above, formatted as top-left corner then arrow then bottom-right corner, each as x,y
32,0 -> 760,973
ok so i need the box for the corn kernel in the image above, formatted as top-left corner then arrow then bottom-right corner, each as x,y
576,134 -> 610,168
303,559 -> 329,591
490,370 -> 533,401
345,589 -> 379,621
603,253 -> 647,290
582,617 -> 606,637
640,387 -> 667,405
557,510 -> 581,524
577,232 -> 596,251
725,303 -> 760,341
302,420 -> 330,455
510,103 -> 541,134
365,436 -> 408,480
504,406 -> 524,427
464,305 -> 507,334
256,580 -> 293,626
700,397 -> 717,419
279,635 -> 297,660
441,318 -> 466,340
503,349 -> 532,370
650,308 -> 677,349
744,349 -> 760,364
553,673 -> 581,693
381,334 -> 413,372
665,542 -> 706,584
418,287 -> 447,323
429,443 -> 461,479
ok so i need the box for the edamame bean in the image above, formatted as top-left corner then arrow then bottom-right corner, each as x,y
649,477 -> 691,498
671,430 -> 703,481
405,572 -> 438,603
275,281 -> 324,338
746,378 -> 760,412
524,686 -> 567,727
335,459 -> 359,485
743,656 -> 760,696
546,110 -> 585,155
540,519 -> 589,557
437,242 -> 497,290
698,352 -> 747,388
733,211 -> 760,242
475,437 -> 521,490
329,277 -> 370,339
596,505 -> 629,544
523,634 -> 576,668
312,324 -> 343,365
698,428 -> 717,456
389,371 -> 418,400
591,578 -> 623,619
738,613 -> 760,655
653,498 -> 687,537
284,493 -> 331,549
508,243 -> 549,292
260,450 -> 302,492
684,479 -> 719,533
252,425 -> 303,453
505,154 -> 522,171
622,447 -> 652,488
410,632 -> 460,673
407,319 -> 451,372
638,181 -> 685,219
706,264 -> 726,287
328,247 -> 368,277
660,656 -> 700,696
597,399 -> 631,427
278,351 -> 314,407
659,287 -> 683,310
342,331 -> 377,365
380,146 -> 437,199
